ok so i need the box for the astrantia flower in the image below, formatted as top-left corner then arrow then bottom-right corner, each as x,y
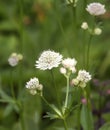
8,53 -> 23,67
35,50 -> 63,70
72,70 -> 91,88
77,70 -> 91,83
26,77 -> 43,95
62,58 -> 77,73
86,2 -> 106,16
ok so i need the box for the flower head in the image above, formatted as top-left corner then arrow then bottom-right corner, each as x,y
94,27 -> 102,35
81,22 -> 88,30
86,2 -> 106,16
35,50 -> 63,70
62,58 -> 77,73
77,70 -> 91,83
72,70 -> 91,88
26,77 -> 43,95
8,53 -> 23,67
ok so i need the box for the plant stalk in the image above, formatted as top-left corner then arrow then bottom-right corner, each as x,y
64,76 -> 70,109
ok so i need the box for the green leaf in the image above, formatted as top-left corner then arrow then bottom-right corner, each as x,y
51,104 -> 62,118
80,104 -> 94,130
0,89 -> 15,103
44,112 -> 60,120
99,122 -> 110,130
3,104 -> 13,117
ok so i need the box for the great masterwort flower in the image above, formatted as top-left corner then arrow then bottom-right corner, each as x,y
8,53 -> 23,67
61,58 -> 77,73
72,70 -> 91,88
77,70 -> 91,83
35,50 -> 63,70
86,2 -> 106,16
26,77 -> 43,95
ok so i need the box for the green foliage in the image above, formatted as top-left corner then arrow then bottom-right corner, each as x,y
0,0 -> 110,129
81,104 -> 94,130
99,122 -> 110,130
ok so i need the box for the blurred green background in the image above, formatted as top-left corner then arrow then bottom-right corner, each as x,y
0,0 -> 110,130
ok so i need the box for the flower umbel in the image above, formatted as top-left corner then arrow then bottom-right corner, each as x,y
26,77 -> 43,95
8,53 -> 23,67
61,58 -> 77,73
86,2 -> 106,16
35,50 -> 63,70
77,70 -> 91,83
72,70 -> 91,88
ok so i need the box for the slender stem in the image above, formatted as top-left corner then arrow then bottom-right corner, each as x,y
82,30 -> 86,69
86,35 -> 92,70
83,88 -> 91,109
76,88 -> 81,130
10,70 -> 15,99
64,76 -> 70,108
63,119 -> 68,130
50,70 -> 60,107
72,6 -> 77,33
41,95 -> 62,118
18,0 -> 24,53
16,101 -> 26,130
20,107 -> 26,130
54,1 -> 71,56
20,111 -> 25,130
41,96 -> 52,109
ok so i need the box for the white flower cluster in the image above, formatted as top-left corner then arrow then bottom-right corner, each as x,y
86,2 -> 106,16
60,58 -> 77,75
72,70 -> 91,88
35,50 -> 63,70
26,77 -> 43,95
8,53 -> 23,67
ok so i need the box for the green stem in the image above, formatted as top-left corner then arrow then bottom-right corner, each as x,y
20,108 -> 26,130
77,88 -> 81,130
41,95 -> 62,118
72,6 -> 77,32
18,0 -> 24,53
41,96 -> 53,109
50,70 -> 60,107
16,101 -> 26,130
83,88 -> 91,109
82,30 -> 86,69
10,70 -> 15,99
54,1 -> 71,56
18,0 -> 24,93
63,119 -> 68,130
86,35 -> 92,70
64,76 -> 70,109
